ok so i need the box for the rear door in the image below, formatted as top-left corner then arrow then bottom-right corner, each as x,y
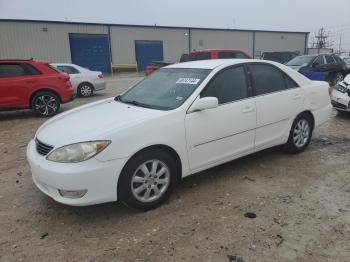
185,65 -> 256,171
248,63 -> 304,150
0,63 -> 41,108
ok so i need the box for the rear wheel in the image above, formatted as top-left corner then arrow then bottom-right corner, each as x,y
31,91 -> 60,117
78,83 -> 93,97
283,114 -> 313,153
118,148 -> 177,211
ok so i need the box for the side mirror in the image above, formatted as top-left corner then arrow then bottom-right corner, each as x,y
188,97 -> 218,113
344,74 -> 350,85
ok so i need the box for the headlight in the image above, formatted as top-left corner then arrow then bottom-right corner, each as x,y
47,141 -> 111,163
334,84 -> 347,93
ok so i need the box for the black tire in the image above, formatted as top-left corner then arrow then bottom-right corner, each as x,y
283,114 -> 313,154
118,148 -> 177,211
31,91 -> 60,117
77,83 -> 94,97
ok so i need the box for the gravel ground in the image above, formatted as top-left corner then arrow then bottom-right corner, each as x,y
0,75 -> 350,262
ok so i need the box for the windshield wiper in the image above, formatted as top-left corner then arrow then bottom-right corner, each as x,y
115,95 -> 154,109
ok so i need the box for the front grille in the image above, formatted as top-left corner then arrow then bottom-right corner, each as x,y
35,139 -> 54,156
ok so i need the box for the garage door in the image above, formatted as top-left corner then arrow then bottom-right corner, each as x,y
69,34 -> 111,73
135,40 -> 163,71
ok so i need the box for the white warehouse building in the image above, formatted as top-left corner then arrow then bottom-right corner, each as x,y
0,19 -> 309,72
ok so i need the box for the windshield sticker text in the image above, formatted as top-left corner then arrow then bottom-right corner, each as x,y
176,78 -> 200,85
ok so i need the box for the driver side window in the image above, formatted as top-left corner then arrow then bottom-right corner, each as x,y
313,56 -> 325,67
201,66 -> 248,105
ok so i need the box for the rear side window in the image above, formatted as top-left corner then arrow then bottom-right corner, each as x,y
189,52 -> 211,61
0,64 -> 26,78
325,55 -> 335,64
218,52 -> 248,59
56,65 -> 80,74
249,64 -> 297,95
21,64 -> 41,75
201,66 -> 248,104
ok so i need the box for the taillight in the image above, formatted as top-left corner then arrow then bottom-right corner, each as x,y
98,74 -> 103,79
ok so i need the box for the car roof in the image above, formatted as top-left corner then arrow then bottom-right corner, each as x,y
190,49 -> 244,53
166,59 -> 267,69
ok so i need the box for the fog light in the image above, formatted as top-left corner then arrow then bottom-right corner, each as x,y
58,189 -> 87,199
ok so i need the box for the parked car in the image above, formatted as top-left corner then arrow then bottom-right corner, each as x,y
331,74 -> 350,112
286,54 -> 346,86
145,61 -> 172,76
51,63 -> 106,97
0,59 -> 74,116
261,51 -> 299,64
144,49 -> 251,76
27,59 -> 331,210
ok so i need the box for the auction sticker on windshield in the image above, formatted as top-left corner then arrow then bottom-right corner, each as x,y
176,78 -> 201,85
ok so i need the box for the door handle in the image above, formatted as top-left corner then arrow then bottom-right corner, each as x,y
242,106 -> 255,113
26,80 -> 35,84
293,94 -> 302,100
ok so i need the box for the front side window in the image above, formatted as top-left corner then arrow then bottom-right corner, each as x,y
0,64 -> 26,78
56,65 -> 80,74
201,66 -> 248,104
249,64 -> 287,95
313,56 -> 325,66
218,52 -> 248,59
325,55 -> 335,64
119,68 -> 210,110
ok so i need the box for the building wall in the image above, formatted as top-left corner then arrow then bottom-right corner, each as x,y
254,32 -> 307,58
0,21 -> 308,69
190,29 -> 254,57
0,21 -> 107,62
110,26 -> 189,64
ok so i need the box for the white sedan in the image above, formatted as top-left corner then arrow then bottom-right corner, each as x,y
51,63 -> 106,97
331,74 -> 350,112
27,59 -> 331,210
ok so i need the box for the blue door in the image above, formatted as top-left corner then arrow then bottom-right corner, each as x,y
69,34 -> 111,73
135,40 -> 163,71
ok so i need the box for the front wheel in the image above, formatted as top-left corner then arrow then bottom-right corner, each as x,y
283,114 -> 313,153
118,149 -> 177,211
32,91 -> 60,117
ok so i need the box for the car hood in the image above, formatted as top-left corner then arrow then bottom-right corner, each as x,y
36,98 -> 165,147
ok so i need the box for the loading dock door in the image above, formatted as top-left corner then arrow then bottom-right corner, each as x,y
69,34 -> 111,73
135,40 -> 163,71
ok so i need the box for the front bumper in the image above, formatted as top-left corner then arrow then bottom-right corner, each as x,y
331,89 -> 350,111
27,139 -> 127,206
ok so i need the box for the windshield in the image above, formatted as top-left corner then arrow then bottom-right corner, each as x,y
286,55 -> 316,66
118,68 -> 211,110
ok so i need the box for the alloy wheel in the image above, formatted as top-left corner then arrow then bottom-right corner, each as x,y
131,159 -> 170,203
293,119 -> 310,148
34,95 -> 58,116
80,85 -> 92,96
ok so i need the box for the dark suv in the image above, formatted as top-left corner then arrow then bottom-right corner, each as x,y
286,54 -> 346,86
0,59 -> 74,116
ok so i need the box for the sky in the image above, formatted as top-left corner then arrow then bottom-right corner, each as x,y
1,0 -> 350,52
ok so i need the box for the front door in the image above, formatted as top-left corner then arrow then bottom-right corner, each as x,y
185,65 -> 256,172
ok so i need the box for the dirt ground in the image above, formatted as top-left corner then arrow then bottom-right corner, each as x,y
1,75 -> 350,262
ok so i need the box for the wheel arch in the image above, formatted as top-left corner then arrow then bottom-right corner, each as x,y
78,81 -> 94,90
29,88 -> 61,108
297,110 -> 315,131
118,144 -> 183,185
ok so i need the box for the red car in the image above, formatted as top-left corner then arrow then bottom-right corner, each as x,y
0,59 -> 74,117
144,49 -> 252,76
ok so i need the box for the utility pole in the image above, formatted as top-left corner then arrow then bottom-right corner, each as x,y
314,27 -> 331,49
338,33 -> 342,54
